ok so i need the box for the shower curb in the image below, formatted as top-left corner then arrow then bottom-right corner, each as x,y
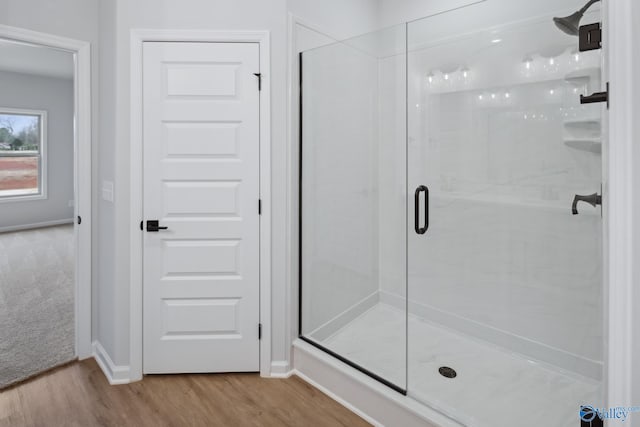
293,339 -> 463,427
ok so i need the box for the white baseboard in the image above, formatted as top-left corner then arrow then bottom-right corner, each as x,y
293,339 -> 461,427
92,341 -> 131,385
307,291 -> 379,341
380,290 -> 602,381
0,218 -> 74,234
269,360 -> 293,378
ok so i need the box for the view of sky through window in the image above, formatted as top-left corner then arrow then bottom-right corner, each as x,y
0,113 -> 40,152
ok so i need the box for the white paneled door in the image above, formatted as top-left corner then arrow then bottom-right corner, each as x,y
142,42 -> 261,374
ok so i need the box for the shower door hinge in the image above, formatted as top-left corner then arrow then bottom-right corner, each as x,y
258,199 -> 262,215
579,22 -> 602,52
253,73 -> 262,91
77,215 -> 82,225
258,323 -> 262,340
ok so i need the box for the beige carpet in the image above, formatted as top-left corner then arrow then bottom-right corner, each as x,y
0,224 -> 75,389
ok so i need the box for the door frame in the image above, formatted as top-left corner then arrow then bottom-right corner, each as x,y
0,24 -> 93,359
606,0 -> 638,408
129,29 -> 272,380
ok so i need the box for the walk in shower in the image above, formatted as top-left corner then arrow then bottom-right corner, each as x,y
299,1 -> 604,426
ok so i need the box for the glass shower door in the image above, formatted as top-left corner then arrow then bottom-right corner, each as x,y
406,1 -> 604,426
299,24 -> 408,392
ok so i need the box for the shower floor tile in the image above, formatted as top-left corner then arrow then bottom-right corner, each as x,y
322,304 -> 601,427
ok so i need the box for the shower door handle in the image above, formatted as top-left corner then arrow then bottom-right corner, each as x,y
415,185 -> 429,235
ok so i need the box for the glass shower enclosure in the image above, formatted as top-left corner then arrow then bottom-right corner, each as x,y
299,1 -> 604,425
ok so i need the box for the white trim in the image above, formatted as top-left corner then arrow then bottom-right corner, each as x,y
92,341 -> 131,385
269,361 -> 293,378
0,24 -> 93,360
0,218 -> 73,234
0,108 -> 47,203
0,192 -> 45,202
605,0 -> 634,408
130,29 -> 272,381
293,339 -> 463,427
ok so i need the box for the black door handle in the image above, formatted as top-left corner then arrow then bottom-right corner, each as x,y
146,220 -> 168,232
415,185 -> 429,235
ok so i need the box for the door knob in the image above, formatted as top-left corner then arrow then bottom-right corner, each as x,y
146,220 -> 168,232
572,193 -> 601,215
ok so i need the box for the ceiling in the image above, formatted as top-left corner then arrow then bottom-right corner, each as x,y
0,38 -> 74,80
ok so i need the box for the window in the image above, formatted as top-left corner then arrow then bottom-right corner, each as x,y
0,108 -> 46,200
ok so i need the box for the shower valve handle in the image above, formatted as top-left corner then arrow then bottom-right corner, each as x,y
572,193 -> 601,215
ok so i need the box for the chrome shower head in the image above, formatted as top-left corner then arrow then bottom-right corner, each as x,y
553,0 -> 601,36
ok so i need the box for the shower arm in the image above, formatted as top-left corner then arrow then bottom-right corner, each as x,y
579,0 -> 601,15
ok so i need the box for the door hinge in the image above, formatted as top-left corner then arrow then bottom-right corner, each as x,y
253,73 -> 262,91
77,215 -> 82,225
258,323 -> 262,340
258,199 -> 262,215
140,220 -> 143,231
579,22 -> 602,52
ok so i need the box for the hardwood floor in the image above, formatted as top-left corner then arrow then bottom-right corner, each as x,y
0,359 -> 370,427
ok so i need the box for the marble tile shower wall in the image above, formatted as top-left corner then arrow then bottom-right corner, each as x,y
378,41 -> 603,377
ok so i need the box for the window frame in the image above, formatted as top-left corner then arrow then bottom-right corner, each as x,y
0,107 -> 47,202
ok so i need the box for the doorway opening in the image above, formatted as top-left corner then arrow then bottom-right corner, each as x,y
0,25 -> 92,388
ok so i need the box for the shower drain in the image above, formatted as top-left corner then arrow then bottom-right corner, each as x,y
439,366 -> 457,378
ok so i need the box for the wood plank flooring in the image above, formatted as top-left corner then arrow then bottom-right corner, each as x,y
0,358 -> 370,427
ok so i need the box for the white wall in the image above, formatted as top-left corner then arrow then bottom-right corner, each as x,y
378,0 -> 476,27
288,0 -> 379,41
0,1 -> 99,42
0,71 -> 74,229
376,0 -> 587,30
1,0 -> 101,348
96,0 -> 119,365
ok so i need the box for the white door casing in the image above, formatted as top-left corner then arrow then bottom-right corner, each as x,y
142,41 -> 261,373
0,25 -> 93,360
